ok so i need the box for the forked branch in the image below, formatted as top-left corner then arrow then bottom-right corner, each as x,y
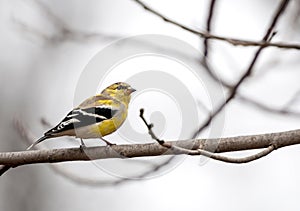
1,110 -> 300,171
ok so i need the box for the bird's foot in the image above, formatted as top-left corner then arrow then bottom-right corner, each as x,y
79,145 -> 86,153
79,139 -> 87,153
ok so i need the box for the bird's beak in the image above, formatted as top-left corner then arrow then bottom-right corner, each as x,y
129,87 -> 136,94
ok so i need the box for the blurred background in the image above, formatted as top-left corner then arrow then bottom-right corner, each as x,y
1,0 -> 300,210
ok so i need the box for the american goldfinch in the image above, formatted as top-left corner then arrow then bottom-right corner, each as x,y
28,82 -> 136,149
0,82 -> 135,176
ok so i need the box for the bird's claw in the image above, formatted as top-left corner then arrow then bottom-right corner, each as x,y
79,138 -> 87,153
79,144 -> 87,153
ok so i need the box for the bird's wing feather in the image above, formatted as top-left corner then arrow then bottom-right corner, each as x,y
78,94 -> 115,109
45,95 -> 122,136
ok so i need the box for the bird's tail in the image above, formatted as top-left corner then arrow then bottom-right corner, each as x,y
0,136 -> 50,176
26,136 -> 49,150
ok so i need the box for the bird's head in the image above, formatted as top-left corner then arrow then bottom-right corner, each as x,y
101,82 -> 136,103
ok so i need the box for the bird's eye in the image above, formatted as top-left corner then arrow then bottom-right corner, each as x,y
117,85 -> 126,90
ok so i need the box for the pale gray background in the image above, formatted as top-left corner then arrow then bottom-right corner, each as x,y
1,0 -> 300,210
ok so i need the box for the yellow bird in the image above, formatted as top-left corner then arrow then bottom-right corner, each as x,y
0,82 -> 136,176
29,82 -> 136,149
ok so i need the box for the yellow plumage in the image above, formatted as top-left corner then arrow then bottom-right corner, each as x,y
29,82 -> 136,148
0,82 -> 136,176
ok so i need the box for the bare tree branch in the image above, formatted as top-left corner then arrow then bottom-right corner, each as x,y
203,0 -> 217,58
9,118 -> 176,186
12,0 -> 123,44
1,127 -> 300,167
132,0 -> 300,50
193,0 -> 290,137
0,106 -> 299,174
1,0 -> 297,180
237,94 -> 300,118
139,109 -> 276,163
200,0 -> 234,90
48,155 -> 175,186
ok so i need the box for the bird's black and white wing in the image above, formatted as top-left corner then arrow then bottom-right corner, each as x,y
45,96 -> 121,136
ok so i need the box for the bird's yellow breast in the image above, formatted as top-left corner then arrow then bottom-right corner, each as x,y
90,111 -> 127,137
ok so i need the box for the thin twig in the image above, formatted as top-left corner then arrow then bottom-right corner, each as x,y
139,109 -> 276,164
47,155 -> 175,187
193,0 -> 290,138
237,95 -> 300,118
139,109 -> 164,144
284,90 -> 300,109
200,0 -> 235,90
13,0 -> 122,44
132,0 -> 300,50
203,0 -> 217,58
200,32 -> 277,90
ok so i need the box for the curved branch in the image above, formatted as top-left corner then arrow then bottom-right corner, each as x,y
4,118 -> 176,185
1,128 -> 300,167
139,109 -> 276,164
198,145 -> 275,163
132,0 -> 300,50
192,0 -> 290,138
